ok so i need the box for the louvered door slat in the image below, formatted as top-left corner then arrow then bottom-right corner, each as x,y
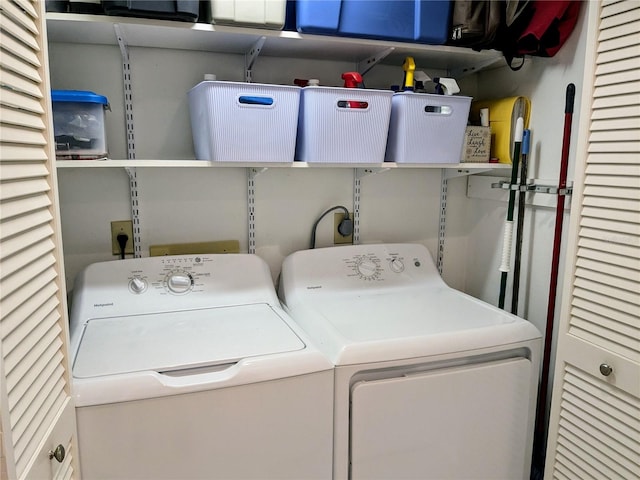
0,144 -> 47,161
602,0 -> 639,17
585,162 -> 640,174
0,0 -> 39,35
0,208 -> 53,240
572,297 -> 637,330
0,253 -> 57,300
599,15 -> 640,40
591,104 -> 640,119
581,215 -> 640,235
584,173 -> 640,187
0,162 -> 49,181
576,256 -> 638,281
0,227 -> 54,261
0,30 -> 40,67
14,381 -> 66,473
593,79 -> 640,96
12,357 -> 64,440
0,194 -> 50,220
600,6 -> 640,29
547,4 -> 640,476
1,282 -> 57,337
0,105 -> 45,130
597,31 -> 640,53
2,294 -> 58,355
0,86 -> 44,113
576,267 -> 640,294
0,124 -> 47,145
596,57 -> 640,75
0,68 -> 42,99
0,16 -> 39,53
590,129 -> 640,142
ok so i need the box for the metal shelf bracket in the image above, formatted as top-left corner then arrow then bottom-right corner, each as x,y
443,168 -> 493,180
449,55 -> 504,79
357,47 -> 395,76
355,167 -> 391,179
246,36 -> 266,83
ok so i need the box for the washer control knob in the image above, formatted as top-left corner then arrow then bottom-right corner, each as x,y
129,276 -> 147,294
168,273 -> 192,294
389,258 -> 405,273
357,259 -> 378,278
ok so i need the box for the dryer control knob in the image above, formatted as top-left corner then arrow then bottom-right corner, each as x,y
129,276 -> 147,294
168,273 -> 192,294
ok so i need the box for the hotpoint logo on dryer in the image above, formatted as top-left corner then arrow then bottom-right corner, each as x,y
93,302 -> 114,308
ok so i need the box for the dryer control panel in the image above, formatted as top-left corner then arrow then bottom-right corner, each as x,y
280,243 -> 445,298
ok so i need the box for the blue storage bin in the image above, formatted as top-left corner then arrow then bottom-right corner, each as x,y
295,0 -> 452,44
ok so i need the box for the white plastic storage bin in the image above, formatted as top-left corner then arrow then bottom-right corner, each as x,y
210,0 -> 286,29
188,81 -> 300,162
385,93 -> 472,164
51,90 -> 109,159
296,86 -> 393,163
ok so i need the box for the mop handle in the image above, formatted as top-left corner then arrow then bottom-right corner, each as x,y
498,118 -> 524,273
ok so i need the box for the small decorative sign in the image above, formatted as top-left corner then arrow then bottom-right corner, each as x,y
462,126 -> 491,163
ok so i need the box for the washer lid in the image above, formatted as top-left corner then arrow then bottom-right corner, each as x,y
73,304 -> 305,378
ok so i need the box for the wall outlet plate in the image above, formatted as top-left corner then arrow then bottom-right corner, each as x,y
111,220 -> 134,255
334,212 -> 353,245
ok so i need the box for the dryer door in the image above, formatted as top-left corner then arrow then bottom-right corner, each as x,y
350,357 -> 534,479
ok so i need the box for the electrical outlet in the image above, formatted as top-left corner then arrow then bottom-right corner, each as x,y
111,220 -> 134,255
334,212 -> 353,245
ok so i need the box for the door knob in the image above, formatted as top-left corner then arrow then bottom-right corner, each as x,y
48,444 -> 65,463
599,363 -> 613,377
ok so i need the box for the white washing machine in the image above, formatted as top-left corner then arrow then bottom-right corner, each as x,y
69,254 -> 334,479
279,243 -> 542,480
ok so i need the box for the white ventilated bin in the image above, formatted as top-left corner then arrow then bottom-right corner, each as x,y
188,81 -> 300,162
295,86 -> 393,163
210,0 -> 286,29
385,93 -> 472,164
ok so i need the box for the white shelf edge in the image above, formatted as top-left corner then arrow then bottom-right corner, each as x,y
55,159 -> 512,169
45,13 -> 502,72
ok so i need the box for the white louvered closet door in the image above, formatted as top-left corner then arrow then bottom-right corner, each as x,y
0,1 -> 79,479
545,1 -> 640,479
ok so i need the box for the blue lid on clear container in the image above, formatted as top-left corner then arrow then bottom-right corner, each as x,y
52,90 -> 108,105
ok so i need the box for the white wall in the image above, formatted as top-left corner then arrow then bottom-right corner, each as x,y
49,41 -> 465,293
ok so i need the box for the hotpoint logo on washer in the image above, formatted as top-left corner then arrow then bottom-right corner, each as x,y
93,302 -> 114,308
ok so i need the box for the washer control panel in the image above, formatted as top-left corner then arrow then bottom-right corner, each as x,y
126,256 -> 206,296
72,253 -> 280,321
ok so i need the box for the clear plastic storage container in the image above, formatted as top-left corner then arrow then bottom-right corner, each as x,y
51,90 -> 109,160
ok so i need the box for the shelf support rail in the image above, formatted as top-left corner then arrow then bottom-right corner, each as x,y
437,169 -> 448,275
115,24 -> 142,258
247,168 -> 267,253
245,36 -> 266,83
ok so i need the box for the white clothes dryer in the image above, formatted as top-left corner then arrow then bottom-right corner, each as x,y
69,254 -> 333,479
279,243 -> 542,480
